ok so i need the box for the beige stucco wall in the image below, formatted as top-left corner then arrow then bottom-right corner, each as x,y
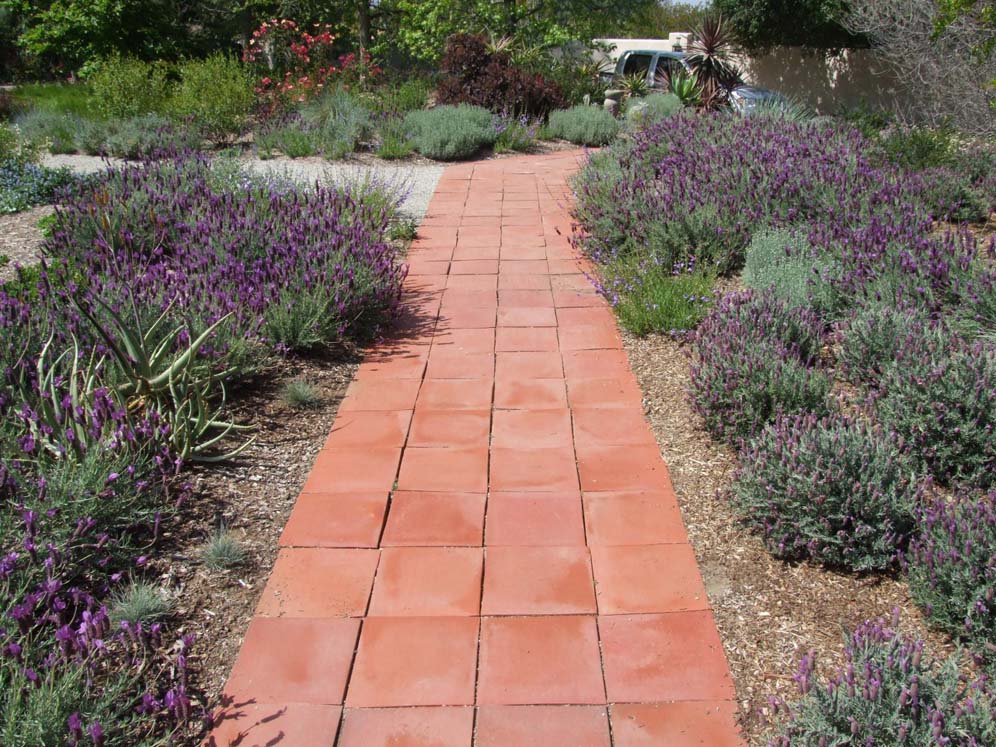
735,47 -> 903,114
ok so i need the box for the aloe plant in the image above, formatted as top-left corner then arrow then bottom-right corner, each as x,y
72,294 -> 254,462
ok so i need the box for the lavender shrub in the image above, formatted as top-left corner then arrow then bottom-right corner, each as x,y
0,152 -> 406,743
771,613 -> 996,747
908,492 -> 996,663
733,414 -> 922,570
689,290 -> 830,445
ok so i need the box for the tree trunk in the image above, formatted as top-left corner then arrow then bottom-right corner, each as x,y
357,0 -> 370,54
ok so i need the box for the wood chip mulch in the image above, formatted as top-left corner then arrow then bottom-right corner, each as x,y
621,330 -> 948,745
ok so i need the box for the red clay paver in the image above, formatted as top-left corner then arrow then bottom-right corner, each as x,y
338,707 -> 474,747
209,152 -> 744,746
475,705 -> 611,746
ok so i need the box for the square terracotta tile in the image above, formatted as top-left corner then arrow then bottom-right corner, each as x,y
558,325 -> 622,352
482,546 -> 595,615
571,407 -> 656,448
562,350 -> 632,380
338,707 -> 474,747
452,244 -> 500,261
322,411 -> 413,449
492,409 -> 574,449
490,447 -> 579,492
280,492 -> 388,548
382,491 -> 485,546
369,547 -> 483,616
567,378 -> 644,409
591,544 -> 709,615
500,260 -> 549,274
340,379 -> 422,412
476,705 -> 611,747
436,306 -> 497,329
223,617 -> 359,704
426,351 -> 495,380
583,491 -> 688,546
599,612 -> 736,702
408,409 -> 491,448
303,448 -> 402,494
496,327 -> 560,352
553,290 -> 603,308
499,274 -> 551,291
494,378 -> 567,410
577,444 -> 670,492
500,245 -> 547,260
450,259 -> 499,275
432,327 -> 496,353
416,379 -> 493,410
206,702 -> 342,747
485,492 -> 585,546
355,355 -> 428,380
398,447 -> 489,493
499,289 -> 554,308
256,548 -> 378,618
495,351 -> 563,380
477,616 -> 605,705
346,617 -> 479,707
551,274 -> 595,293
447,274 -> 498,291
440,290 -> 497,310
497,306 -> 558,327
610,702 -> 745,747
557,307 -> 616,326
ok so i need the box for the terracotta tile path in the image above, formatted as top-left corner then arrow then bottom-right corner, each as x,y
207,152 -> 745,746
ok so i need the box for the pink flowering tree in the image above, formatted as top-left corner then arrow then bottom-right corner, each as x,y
243,19 -> 339,111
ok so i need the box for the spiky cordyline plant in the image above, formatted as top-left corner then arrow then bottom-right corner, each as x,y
686,15 -> 741,110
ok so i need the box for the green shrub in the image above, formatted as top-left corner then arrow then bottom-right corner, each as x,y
733,414 -> 921,570
376,118 -> 414,160
547,105 -> 620,146
838,303 -> 935,385
404,105 -> 496,160
73,117 -> 113,155
171,54 -> 254,140
875,337 -> 996,489
14,110 -> 79,154
302,87 -> 372,158
909,492 -> 996,662
605,260 -> 715,335
625,93 -> 683,128
256,123 -> 319,158
0,123 -> 17,162
770,616 -> 996,747
920,165 -> 993,223
88,55 -> 171,119
881,126 -> 956,171
371,76 -> 432,115
689,291 -> 830,445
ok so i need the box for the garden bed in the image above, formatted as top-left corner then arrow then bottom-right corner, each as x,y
622,330 -> 949,744
147,353 -> 358,743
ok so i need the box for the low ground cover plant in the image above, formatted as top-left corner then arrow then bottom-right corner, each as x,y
771,615 -> 996,746
0,152 -> 405,743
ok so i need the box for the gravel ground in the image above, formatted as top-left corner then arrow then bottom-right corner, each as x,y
42,153 -> 445,220
0,204 -> 52,282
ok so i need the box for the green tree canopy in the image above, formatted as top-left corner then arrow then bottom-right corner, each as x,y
713,0 -> 866,50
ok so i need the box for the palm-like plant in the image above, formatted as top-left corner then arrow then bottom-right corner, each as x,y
616,72 -> 651,101
686,15 -> 742,110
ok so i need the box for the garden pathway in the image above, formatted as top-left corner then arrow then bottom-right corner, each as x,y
207,151 -> 744,746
